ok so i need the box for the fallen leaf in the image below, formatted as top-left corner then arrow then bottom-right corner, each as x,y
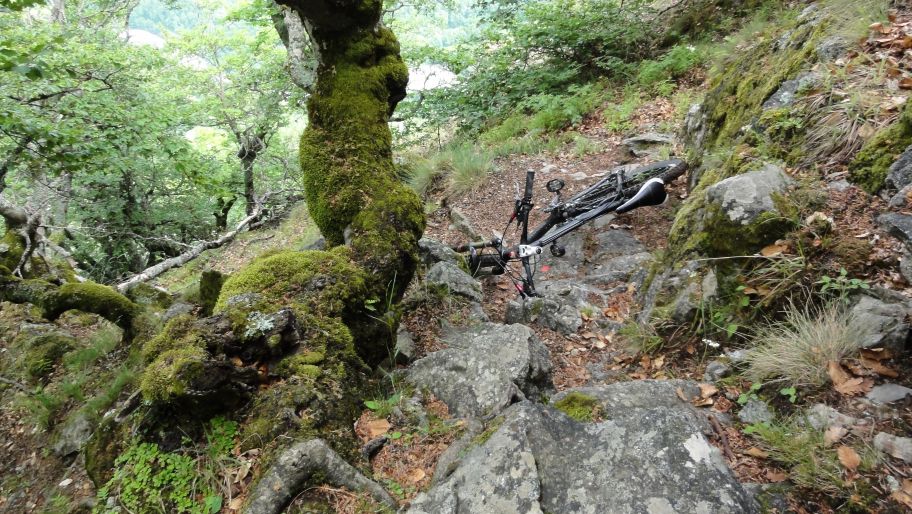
594,340 -> 606,349
581,331 -> 598,340
745,447 -> 769,459
760,244 -> 787,257
699,383 -> 719,398
766,470 -> 788,482
860,347 -> 893,361
891,490 -> 912,510
860,357 -> 899,378
692,397 -> 714,407
675,387 -> 689,402
229,497 -> 245,510
837,445 -> 861,471
407,468 -> 427,483
685,344 -> 696,355
824,426 -> 848,447
365,419 -> 391,438
835,377 -> 874,396
900,77 -> 912,90
640,355 -> 652,370
653,355 -> 665,369
828,361 -> 851,386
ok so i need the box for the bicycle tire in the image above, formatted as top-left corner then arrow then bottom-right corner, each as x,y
564,159 -> 686,212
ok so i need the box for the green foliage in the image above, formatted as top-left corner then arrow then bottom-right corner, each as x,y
636,44 -> 704,90
364,392 -> 402,418
447,144 -> 495,194
97,417 -> 237,514
737,383 -> 762,405
619,321 -> 665,354
815,268 -> 869,301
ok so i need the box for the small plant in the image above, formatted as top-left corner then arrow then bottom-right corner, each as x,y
744,302 -> 872,387
364,392 -> 402,418
618,321 -> 665,354
779,386 -> 797,404
816,268 -> 869,301
737,382 -> 763,405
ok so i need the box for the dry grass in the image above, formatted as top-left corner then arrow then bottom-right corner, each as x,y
744,302 -> 873,387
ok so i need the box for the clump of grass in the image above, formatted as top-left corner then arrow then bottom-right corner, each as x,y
749,419 -> 879,496
447,144 -> 494,194
619,321 -> 665,354
744,302 -> 872,387
603,88 -> 642,133
406,154 -> 447,197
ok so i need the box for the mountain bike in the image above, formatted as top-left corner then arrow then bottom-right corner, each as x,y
452,158 -> 687,298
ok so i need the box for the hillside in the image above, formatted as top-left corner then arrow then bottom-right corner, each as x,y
2,1 -> 912,513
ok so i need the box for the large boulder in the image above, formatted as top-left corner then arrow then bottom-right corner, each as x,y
407,323 -> 553,418
409,381 -> 758,514
705,164 -> 791,226
425,261 -> 482,302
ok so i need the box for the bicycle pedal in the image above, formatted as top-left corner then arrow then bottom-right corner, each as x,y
550,244 -> 566,257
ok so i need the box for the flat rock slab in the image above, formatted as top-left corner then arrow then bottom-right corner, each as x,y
407,323 -> 553,418
409,381 -> 757,514
878,212 -> 912,249
866,383 -> 912,404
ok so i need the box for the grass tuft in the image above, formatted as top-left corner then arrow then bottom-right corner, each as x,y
447,144 -> 495,194
744,302 -> 871,387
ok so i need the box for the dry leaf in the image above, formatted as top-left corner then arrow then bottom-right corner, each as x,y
685,344 -> 696,355
827,361 -> 851,386
899,77 -> 912,90
699,383 -> 719,398
228,497 -> 245,510
860,357 -> 899,378
692,397 -> 714,407
891,490 -> 912,510
365,419 -> 391,438
407,468 -> 427,483
653,355 -> 665,369
824,426 -> 848,447
835,377 -> 874,396
860,348 -> 893,361
581,331 -> 598,340
744,447 -> 769,459
760,244 -> 787,257
675,387 -> 689,402
640,355 -> 652,370
837,445 -> 861,471
766,470 -> 788,482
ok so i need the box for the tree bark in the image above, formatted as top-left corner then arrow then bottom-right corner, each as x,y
279,0 -> 424,300
272,4 -> 316,91
214,196 -> 237,231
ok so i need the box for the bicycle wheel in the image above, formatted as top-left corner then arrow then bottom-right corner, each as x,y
566,159 -> 686,212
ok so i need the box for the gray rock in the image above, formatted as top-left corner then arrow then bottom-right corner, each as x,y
302,237 -> 326,251
762,73 -> 818,110
410,382 -> 757,514
828,178 -> 852,192
622,132 -> 675,159
407,323 -> 553,418
163,302 -> 194,322
901,250 -> 912,284
890,184 -> 912,208
879,212 -> 912,249
704,361 -> 732,383
804,403 -> 857,430
885,144 -> 912,194
52,411 -> 94,457
506,296 -> 583,336
683,103 -> 709,156
449,208 -> 482,242
848,293 -> 910,352
394,327 -> 416,364
417,237 -> 460,267
426,262 -> 482,302
725,349 -> 749,364
816,36 -> 848,62
875,433 -> 912,463
705,164 -> 792,225
866,383 -> 912,405
738,399 -> 775,424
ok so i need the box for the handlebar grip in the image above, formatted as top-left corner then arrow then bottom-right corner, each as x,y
524,171 -> 535,201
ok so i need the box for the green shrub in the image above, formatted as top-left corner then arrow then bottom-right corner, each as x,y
637,44 -> 704,89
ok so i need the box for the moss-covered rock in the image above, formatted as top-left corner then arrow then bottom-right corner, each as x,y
140,345 -> 208,402
0,229 -> 24,272
140,313 -> 204,363
849,101 -> 912,193
21,332 -> 76,380
553,391 -> 600,422
125,282 -> 173,311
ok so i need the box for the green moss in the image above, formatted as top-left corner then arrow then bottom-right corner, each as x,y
849,102 -> 912,193
215,249 -> 366,318
47,282 -> 139,332
199,269 -> 225,316
0,229 -> 24,272
139,345 -> 207,402
21,333 -> 76,379
125,283 -> 172,310
471,416 -> 505,447
553,392 -> 600,422
140,314 -> 204,363
274,353 -> 323,379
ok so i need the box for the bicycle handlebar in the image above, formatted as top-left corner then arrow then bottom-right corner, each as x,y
523,171 -> 535,202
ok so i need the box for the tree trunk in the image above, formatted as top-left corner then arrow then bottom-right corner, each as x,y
214,196 -> 236,231
279,0 -> 425,300
241,153 -> 256,216
272,4 -> 316,91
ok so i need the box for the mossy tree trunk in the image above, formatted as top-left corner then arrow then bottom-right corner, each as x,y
280,0 -> 425,300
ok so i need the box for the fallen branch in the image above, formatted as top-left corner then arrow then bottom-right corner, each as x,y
115,194 -> 271,293
246,438 -> 396,514
708,414 -> 735,462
